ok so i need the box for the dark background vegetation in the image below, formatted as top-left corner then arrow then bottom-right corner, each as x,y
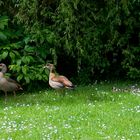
0,0 -> 140,88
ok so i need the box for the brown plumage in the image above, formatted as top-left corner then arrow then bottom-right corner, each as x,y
43,63 -> 75,90
0,63 -> 23,100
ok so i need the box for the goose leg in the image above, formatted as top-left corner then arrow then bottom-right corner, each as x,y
13,91 -> 16,97
62,89 -> 66,96
59,89 -> 65,96
4,91 -> 7,103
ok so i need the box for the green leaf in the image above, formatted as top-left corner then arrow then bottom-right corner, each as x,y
0,45 -> 11,50
0,31 -> 7,40
13,50 -> 21,57
74,0 -> 79,10
17,74 -> 23,82
17,59 -> 22,65
22,56 -> 27,64
0,16 -> 8,30
22,66 -> 27,75
22,56 -> 34,64
24,37 -> 30,44
0,1 -> 4,6
16,65 -> 21,72
24,45 -> 35,52
9,52 -> 15,60
25,76 -> 30,83
10,43 -> 21,49
1,51 -> 8,59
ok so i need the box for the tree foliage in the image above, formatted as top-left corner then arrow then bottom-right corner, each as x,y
0,0 -> 140,86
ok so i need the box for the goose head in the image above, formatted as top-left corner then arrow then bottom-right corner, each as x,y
43,63 -> 55,71
0,63 -> 7,73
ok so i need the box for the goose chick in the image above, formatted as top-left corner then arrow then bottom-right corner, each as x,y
44,63 -> 75,90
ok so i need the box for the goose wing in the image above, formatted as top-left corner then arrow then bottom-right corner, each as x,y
7,78 -> 17,83
51,75 -> 73,88
6,78 -> 23,90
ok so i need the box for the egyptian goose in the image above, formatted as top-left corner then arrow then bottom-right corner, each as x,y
43,63 -> 75,90
0,63 -> 23,100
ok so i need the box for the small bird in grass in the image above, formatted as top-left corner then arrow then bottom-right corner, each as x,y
0,63 -> 23,102
43,63 -> 75,91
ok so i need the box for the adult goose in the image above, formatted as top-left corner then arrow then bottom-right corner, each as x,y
43,63 -> 75,90
0,63 -> 23,101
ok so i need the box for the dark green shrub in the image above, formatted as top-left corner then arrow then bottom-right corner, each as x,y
0,0 -> 140,87
0,15 -> 49,87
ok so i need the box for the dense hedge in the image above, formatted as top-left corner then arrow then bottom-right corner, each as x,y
0,0 -> 140,86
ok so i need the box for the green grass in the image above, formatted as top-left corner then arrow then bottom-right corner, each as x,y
0,82 -> 140,140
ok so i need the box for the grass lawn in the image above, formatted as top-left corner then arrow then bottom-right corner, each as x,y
0,82 -> 139,140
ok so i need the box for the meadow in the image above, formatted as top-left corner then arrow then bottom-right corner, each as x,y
0,82 -> 139,140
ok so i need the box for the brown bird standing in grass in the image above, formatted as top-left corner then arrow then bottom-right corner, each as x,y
43,63 -> 75,90
0,63 -> 23,101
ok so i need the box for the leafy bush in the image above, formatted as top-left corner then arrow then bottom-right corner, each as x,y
0,0 -> 140,87
0,16 -> 49,87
